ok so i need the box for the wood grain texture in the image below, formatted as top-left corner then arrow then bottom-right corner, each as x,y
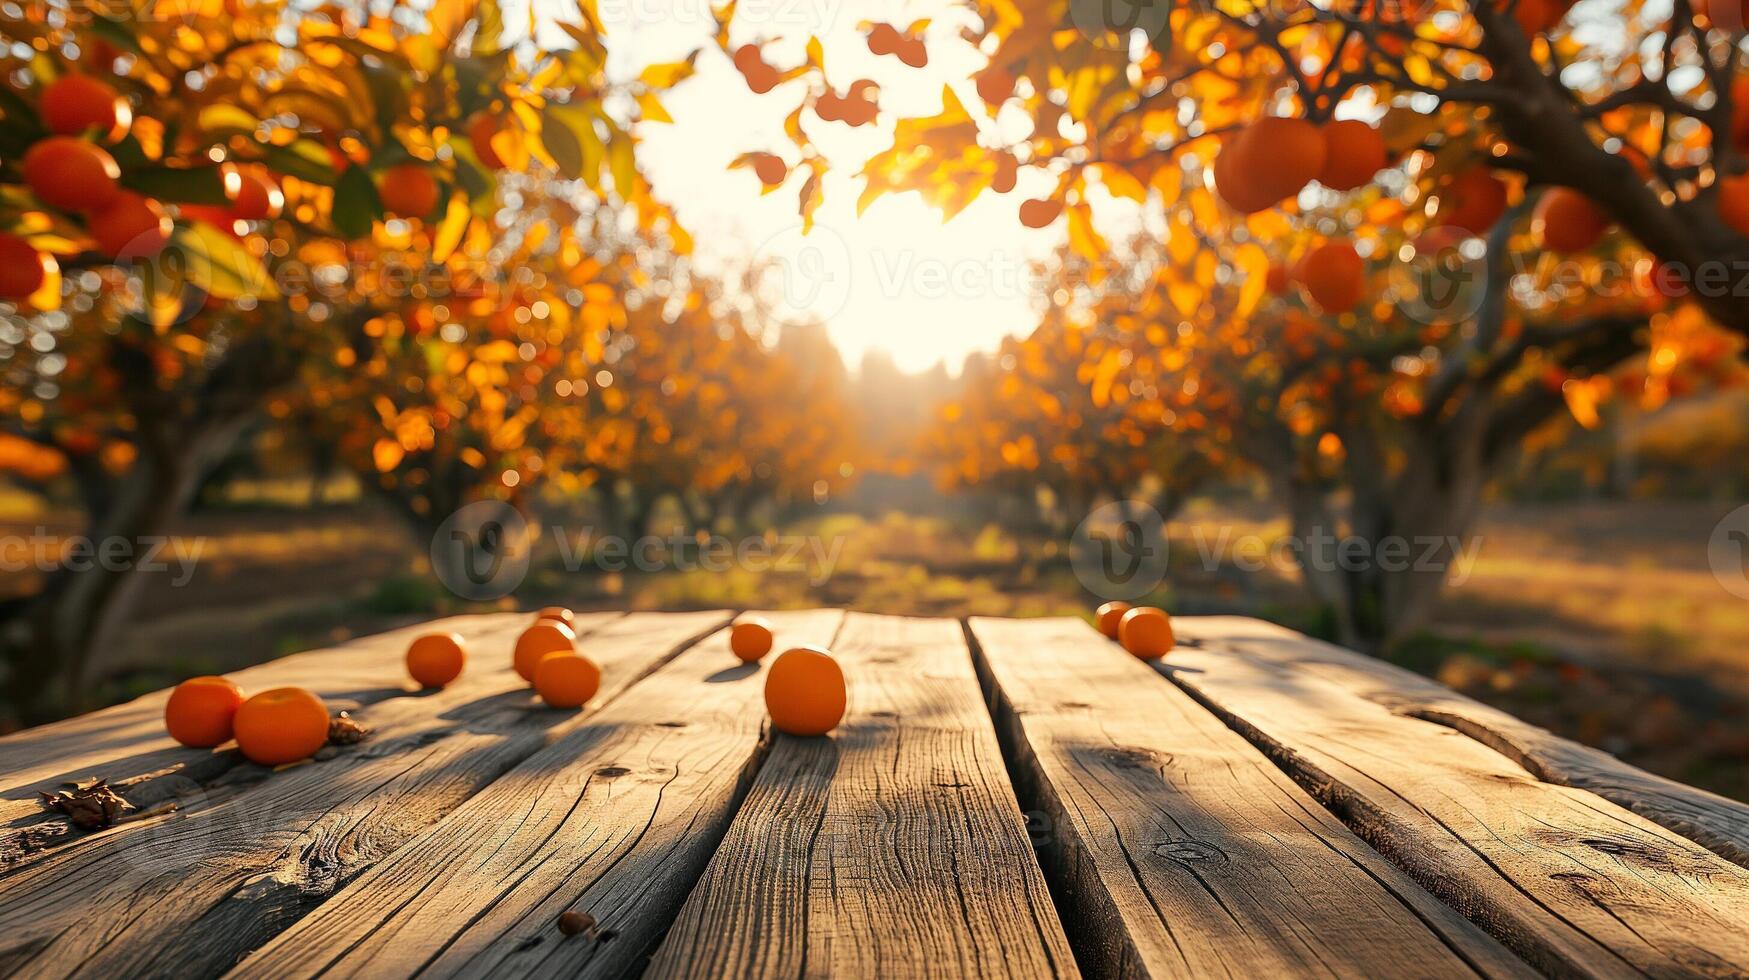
967,616 -> 1534,980
1182,616 -> 1749,870
0,610 -> 725,979
1162,617 -> 1749,979
0,613 -> 565,829
227,609 -> 844,980
647,613 -> 1078,980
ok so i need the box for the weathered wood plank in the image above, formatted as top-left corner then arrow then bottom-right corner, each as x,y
1183,616 -> 1749,870
227,609 -> 843,980
0,610 -> 726,978
1161,617 -> 1749,979
966,616 -> 1535,980
647,613 -> 1078,980
0,612 -> 605,829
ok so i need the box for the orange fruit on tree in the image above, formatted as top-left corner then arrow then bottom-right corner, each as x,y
1213,115 -> 1326,213
514,620 -> 576,682
224,165 -> 282,221
41,74 -> 130,141
537,606 -> 576,627
23,137 -> 121,213
1701,0 -> 1749,31
730,617 -> 775,662
233,686 -> 330,766
1436,167 -> 1508,234
164,675 -> 245,748
1719,173 -> 1749,235
534,651 -> 602,708
749,152 -> 787,186
1019,198 -> 1063,227
1118,607 -> 1175,660
1317,119 -> 1387,192
0,234 -> 55,300
379,163 -> 439,218
764,645 -> 846,736
1299,239 -> 1366,313
1095,601 -> 1132,639
1730,77 -> 1749,152
1534,187 -> 1611,252
87,192 -> 172,259
976,64 -> 1015,105
1510,0 -> 1571,34
468,112 -> 507,170
407,632 -> 466,688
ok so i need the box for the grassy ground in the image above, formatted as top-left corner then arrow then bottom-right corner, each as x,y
3,498 -> 1745,801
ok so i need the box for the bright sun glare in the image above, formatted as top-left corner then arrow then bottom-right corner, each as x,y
524,0 -> 1095,374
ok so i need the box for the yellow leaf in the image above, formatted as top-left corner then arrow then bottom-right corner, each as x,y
433,194 -> 471,263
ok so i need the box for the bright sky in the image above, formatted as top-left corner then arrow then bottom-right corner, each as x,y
528,0 -> 1071,374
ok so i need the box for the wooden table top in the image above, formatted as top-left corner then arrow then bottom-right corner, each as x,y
2,610 -> 1747,978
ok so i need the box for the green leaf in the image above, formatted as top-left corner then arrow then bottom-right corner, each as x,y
361,64 -> 409,140
540,105 -> 586,181
333,166 -> 383,239
122,166 -> 230,205
259,139 -> 339,185
87,17 -> 145,54
174,223 -> 279,301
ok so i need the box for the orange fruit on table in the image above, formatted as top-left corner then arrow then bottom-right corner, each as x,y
164,675 -> 244,748
1436,167 -> 1508,235
379,163 -> 439,218
1317,119 -> 1387,192
1118,607 -> 1175,660
1095,601 -> 1132,639
1213,115 -> 1326,214
0,234 -> 55,300
87,192 -> 172,259
537,606 -> 575,627
23,137 -> 121,213
41,74 -> 130,141
224,165 -> 282,221
514,620 -> 576,682
534,651 -> 602,709
1534,187 -> 1611,252
1719,173 -> 1749,235
730,617 -> 775,662
233,687 -> 330,766
764,645 -> 846,737
407,632 -> 466,688
1299,239 -> 1366,313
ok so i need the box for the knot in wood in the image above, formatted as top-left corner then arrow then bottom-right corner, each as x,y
1154,839 -> 1226,865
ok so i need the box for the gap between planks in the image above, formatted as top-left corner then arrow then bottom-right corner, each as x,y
0,610 -> 728,978
965,616 -> 1534,980
1154,617 -> 1749,979
227,609 -> 845,980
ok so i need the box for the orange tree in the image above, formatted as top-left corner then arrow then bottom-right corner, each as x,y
0,0 -> 681,717
922,242 -> 1222,530
724,0 -> 1749,649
